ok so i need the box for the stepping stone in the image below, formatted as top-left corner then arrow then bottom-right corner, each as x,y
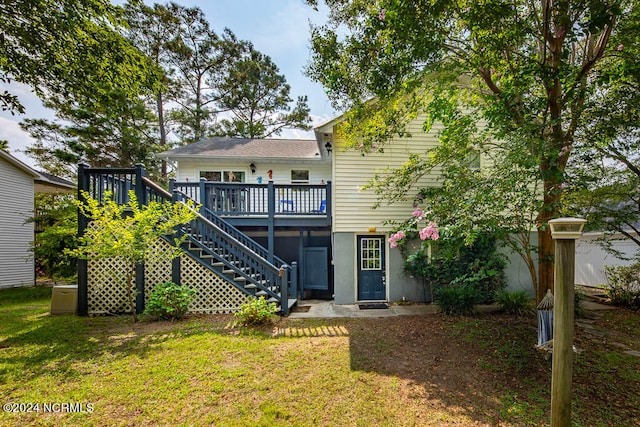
612,342 -> 631,350
625,350 -> 640,358
584,329 -> 607,337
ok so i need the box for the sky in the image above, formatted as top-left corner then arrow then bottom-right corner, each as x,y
0,0 -> 336,167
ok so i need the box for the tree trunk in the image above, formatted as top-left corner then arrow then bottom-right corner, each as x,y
537,226 -> 554,303
157,91 -> 167,181
536,173 -> 562,303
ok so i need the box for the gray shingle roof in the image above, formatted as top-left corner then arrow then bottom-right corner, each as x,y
158,137 -> 323,160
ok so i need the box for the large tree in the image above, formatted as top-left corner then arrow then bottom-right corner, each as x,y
160,5 -> 249,145
565,7 -> 640,256
307,0 -> 631,301
22,87 -> 160,179
0,0 -> 155,115
213,49 -> 312,138
124,0 -> 184,180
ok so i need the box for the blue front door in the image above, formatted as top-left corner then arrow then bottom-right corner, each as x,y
357,236 -> 386,301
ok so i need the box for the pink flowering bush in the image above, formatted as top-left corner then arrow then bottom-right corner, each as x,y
388,208 -> 439,248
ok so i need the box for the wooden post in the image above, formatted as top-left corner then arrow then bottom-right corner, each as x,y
134,164 -> 146,315
267,181 -> 275,264
281,265 -> 289,316
326,180 -> 332,226
77,163 -> 90,316
550,238 -> 576,426
171,190 -> 181,286
290,261 -> 298,301
199,178 -> 207,211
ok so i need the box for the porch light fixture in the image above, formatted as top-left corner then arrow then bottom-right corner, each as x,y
548,217 -> 587,240
249,163 -> 256,174
324,141 -> 332,153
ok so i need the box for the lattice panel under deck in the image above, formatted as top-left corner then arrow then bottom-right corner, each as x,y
86,235 -> 250,314
144,239 -> 173,303
180,253 -> 249,313
87,257 -> 132,315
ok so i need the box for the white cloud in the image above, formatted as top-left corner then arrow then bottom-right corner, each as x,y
0,116 -> 37,167
278,113 -> 334,140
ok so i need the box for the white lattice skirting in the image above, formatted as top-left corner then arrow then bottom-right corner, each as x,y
87,238 -> 249,315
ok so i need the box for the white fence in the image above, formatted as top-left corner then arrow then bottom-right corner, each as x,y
575,232 -> 638,287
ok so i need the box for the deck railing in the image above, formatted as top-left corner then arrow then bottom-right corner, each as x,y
170,179 -> 331,222
76,164 -> 298,316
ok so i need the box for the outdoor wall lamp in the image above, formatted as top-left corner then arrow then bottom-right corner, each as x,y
250,163 -> 256,174
548,217 -> 587,239
324,141 -> 332,153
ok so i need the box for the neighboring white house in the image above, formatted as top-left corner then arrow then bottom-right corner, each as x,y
0,150 -> 75,289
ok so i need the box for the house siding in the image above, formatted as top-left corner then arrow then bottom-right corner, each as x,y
332,115 -> 443,234
329,115 -> 447,303
176,160 -> 331,185
0,157 -> 35,288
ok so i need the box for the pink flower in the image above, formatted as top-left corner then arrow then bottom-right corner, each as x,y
388,230 -> 406,248
378,8 -> 386,21
412,208 -> 423,219
558,145 -> 571,157
419,222 -> 439,241
617,44 -> 624,51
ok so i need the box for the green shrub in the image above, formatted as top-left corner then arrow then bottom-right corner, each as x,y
495,290 -> 534,316
404,233 -> 507,304
605,263 -> 640,309
235,296 -> 278,326
434,284 -> 477,316
574,290 -> 587,318
144,282 -> 195,320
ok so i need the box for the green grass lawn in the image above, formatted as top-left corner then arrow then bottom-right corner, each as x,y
1,286 -> 638,426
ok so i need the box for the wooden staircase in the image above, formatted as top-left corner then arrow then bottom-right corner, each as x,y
77,164 -> 297,315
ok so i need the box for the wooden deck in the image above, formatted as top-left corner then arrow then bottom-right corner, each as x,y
170,179 -> 332,227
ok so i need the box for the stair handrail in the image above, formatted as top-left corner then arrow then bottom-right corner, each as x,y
182,202 -> 289,301
171,188 -> 288,267
141,177 -> 172,201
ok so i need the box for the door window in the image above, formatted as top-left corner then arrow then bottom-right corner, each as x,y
360,238 -> 382,270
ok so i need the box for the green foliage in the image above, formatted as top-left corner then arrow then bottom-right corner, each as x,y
434,284 -> 477,316
67,191 -> 198,321
494,290 -> 534,316
144,282 -> 195,320
234,296 -> 278,326
574,290 -> 587,319
23,88 -> 160,180
123,2 -> 310,147
0,0 -> 157,115
308,0 -> 634,300
404,233 -> 507,303
31,194 -> 78,280
605,263 -> 640,309
213,49 -> 311,138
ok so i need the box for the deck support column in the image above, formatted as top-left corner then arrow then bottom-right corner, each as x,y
134,164 -> 147,314
77,163 -> 90,316
267,181 -> 275,264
